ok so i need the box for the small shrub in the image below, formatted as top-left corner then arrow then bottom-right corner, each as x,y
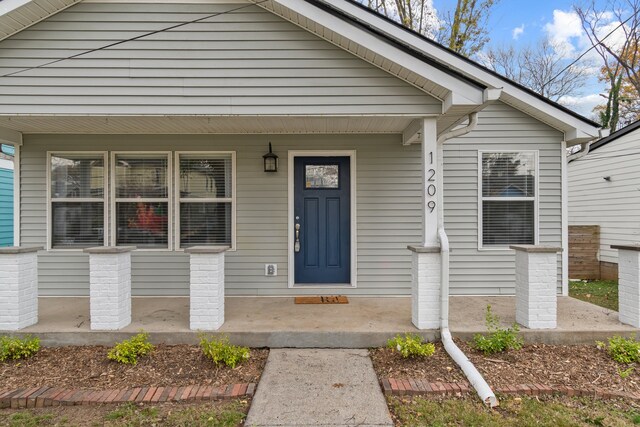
618,367 -> 634,379
199,335 -> 249,368
0,335 -> 40,361
473,305 -> 523,355
598,336 -> 640,364
387,333 -> 435,358
107,332 -> 154,365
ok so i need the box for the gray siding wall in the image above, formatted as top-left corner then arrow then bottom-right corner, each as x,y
0,2 -> 439,116
444,102 -> 564,295
568,129 -> 640,264
22,102 -> 565,297
22,134 -> 423,296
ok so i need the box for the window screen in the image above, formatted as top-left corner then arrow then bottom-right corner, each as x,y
481,152 -> 536,247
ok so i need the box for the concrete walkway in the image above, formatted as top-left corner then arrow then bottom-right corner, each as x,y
245,349 -> 393,427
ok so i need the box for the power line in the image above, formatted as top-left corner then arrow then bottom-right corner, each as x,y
548,9 -> 639,86
1,0 -> 271,78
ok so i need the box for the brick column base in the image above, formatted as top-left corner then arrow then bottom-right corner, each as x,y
612,245 -> 640,327
186,246 -> 229,331
0,246 -> 41,330
511,245 -> 562,329
408,246 -> 441,330
84,247 -> 134,331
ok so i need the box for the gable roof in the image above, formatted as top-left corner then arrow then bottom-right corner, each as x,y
587,120 -> 640,153
327,0 -> 599,129
0,0 -> 602,143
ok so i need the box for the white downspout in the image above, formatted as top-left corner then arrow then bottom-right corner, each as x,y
436,113 -> 499,407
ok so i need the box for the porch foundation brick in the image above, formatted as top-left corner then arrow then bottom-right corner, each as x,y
408,246 -> 441,330
0,246 -> 41,331
611,245 -> 640,327
84,247 -> 135,331
185,246 -> 229,331
511,245 -> 562,329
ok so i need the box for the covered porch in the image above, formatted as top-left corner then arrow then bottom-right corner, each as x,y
15,296 -> 637,347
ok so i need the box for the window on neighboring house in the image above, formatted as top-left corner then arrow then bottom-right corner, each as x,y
178,153 -> 234,248
480,151 -> 537,248
50,153 -> 106,248
114,154 -> 170,249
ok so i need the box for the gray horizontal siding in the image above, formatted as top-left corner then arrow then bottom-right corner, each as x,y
568,129 -> 640,264
0,2 -> 440,116
443,102 -> 564,295
21,134 -> 422,296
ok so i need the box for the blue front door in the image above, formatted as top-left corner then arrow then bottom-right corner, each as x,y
294,156 -> 350,284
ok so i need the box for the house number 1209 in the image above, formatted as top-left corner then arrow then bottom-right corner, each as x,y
427,151 -> 436,212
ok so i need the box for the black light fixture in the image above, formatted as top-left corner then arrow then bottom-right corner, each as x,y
263,142 -> 278,173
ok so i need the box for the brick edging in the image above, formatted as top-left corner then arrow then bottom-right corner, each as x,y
382,378 -> 640,401
0,383 -> 256,409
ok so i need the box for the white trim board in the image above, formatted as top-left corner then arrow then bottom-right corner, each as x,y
287,150 -> 357,288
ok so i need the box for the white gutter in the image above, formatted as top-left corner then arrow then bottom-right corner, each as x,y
436,113 -> 499,407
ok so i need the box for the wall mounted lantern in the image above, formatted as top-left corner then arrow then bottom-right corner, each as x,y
263,142 -> 278,173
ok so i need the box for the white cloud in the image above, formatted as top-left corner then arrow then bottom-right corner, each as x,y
544,10 -> 585,57
512,24 -> 525,40
559,93 -> 605,117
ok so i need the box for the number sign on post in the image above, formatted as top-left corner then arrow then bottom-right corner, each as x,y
422,118 -> 438,247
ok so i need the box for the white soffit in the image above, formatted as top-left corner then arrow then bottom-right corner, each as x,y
0,0 -> 81,41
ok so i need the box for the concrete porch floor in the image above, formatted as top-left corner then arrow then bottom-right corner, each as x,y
12,296 -> 638,347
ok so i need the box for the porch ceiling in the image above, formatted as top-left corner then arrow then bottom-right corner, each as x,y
0,115 -> 419,134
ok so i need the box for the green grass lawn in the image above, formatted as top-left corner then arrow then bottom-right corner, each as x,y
389,395 -> 640,427
0,400 -> 248,427
569,280 -> 618,311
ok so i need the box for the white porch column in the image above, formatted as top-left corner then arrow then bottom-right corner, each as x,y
409,117 -> 441,330
84,246 -> 134,330
511,245 -> 562,329
0,246 -> 41,330
185,246 -> 228,331
611,244 -> 640,327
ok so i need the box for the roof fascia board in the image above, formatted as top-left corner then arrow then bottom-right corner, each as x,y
318,0 -> 600,140
261,0 -> 484,106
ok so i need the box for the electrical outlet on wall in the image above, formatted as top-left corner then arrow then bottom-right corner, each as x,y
265,264 -> 278,276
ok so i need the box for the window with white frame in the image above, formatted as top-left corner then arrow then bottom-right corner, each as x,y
49,153 -> 106,249
480,151 -> 536,247
178,153 -> 234,248
113,153 -> 170,249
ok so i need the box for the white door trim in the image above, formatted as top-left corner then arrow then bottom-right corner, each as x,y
287,150 -> 357,288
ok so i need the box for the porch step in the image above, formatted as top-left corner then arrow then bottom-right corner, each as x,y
245,349 -> 393,426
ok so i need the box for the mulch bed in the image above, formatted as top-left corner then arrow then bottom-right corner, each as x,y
456,340 -> 640,394
0,345 -> 268,390
372,340 -> 640,395
370,344 -> 467,384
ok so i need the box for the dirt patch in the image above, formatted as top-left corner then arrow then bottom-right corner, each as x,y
455,340 -> 640,394
369,344 -> 467,384
0,345 -> 268,390
372,340 -> 640,395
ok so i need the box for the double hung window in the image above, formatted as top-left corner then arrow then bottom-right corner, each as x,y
49,153 -> 107,249
480,151 -> 537,248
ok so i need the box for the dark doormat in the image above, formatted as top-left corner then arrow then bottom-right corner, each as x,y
294,296 -> 349,304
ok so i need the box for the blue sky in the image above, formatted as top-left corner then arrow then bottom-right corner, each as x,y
433,0 -> 615,118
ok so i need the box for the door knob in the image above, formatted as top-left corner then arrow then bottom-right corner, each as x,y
294,222 -> 301,252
